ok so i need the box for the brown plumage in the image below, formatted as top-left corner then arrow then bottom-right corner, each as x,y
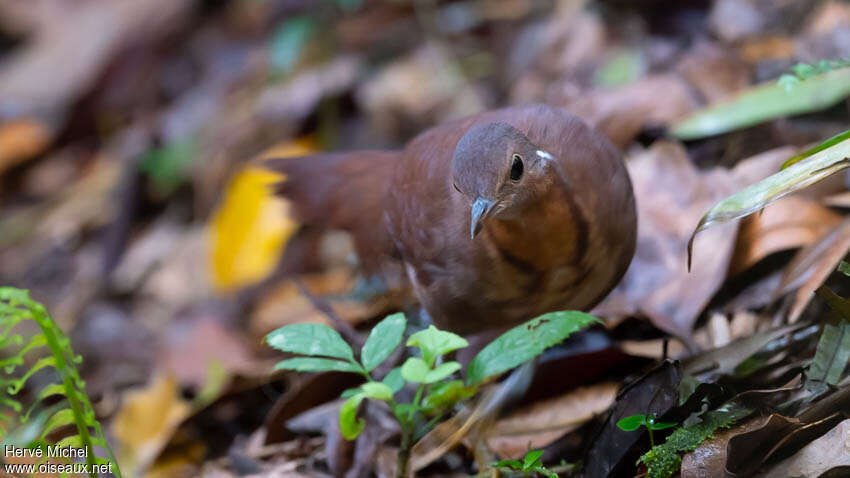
265,104 -> 637,334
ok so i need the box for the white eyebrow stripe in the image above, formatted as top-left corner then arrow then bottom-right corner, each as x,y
536,150 -> 554,160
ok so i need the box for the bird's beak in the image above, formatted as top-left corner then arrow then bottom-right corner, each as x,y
470,197 -> 496,239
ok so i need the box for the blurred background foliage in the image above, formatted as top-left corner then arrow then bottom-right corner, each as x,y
1,0 -> 850,476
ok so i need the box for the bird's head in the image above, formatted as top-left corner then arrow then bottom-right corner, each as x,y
451,121 -> 556,239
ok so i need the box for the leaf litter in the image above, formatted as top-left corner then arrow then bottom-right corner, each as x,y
1,1 -> 850,477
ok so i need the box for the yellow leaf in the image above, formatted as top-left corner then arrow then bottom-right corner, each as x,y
208,139 -> 315,291
112,375 -> 192,476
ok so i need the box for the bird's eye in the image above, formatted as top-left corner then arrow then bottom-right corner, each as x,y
510,154 -> 523,181
453,182 -> 462,193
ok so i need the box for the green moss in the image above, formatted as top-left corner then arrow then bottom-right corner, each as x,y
638,404 -> 751,478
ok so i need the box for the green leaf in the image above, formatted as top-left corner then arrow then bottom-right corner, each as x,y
839,261 -> 850,277
339,393 -> 366,440
466,311 -> 599,385
274,357 -> 363,374
0,288 -> 124,477
648,421 -> 679,431
138,139 -> 197,195
616,414 -> 646,431
361,313 -> 406,372
400,357 -> 430,383
40,408 -> 75,440
269,16 -> 316,75
688,136 -> 850,268
266,323 -> 354,361
678,374 -> 700,405
407,325 -> 468,366
809,322 -> 850,386
672,67 -> 850,140
816,286 -> 850,321
340,387 -> 360,399
393,403 -> 418,422
492,459 -> 523,470
382,367 -> 405,393
361,382 -> 393,400
424,361 -> 461,384
781,128 -> 850,169
789,59 -> 850,81
594,49 -> 645,88
422,380 -> 476,414
523,449 -> 544,469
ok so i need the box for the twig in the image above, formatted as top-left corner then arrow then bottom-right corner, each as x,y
294,278 -> 364,347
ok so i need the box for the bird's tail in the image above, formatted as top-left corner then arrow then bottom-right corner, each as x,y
262,151 -> 401,275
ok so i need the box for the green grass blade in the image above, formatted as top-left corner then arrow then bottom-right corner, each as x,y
673,68 -> 850,140
689,137 -> 850,268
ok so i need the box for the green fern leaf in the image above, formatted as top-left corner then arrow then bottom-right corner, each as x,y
0,287 -> 122,478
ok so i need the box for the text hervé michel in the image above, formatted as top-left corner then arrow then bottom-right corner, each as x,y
4,444 -> 88,459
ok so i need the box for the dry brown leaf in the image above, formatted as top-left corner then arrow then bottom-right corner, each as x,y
487,382 -> 618,459
726,412 -> 848,476
38,154 -> 121,243
676,41 -> 749,104
775,218 -> 850,322
0,0 -> 193,125
567,75 -> 697,148
0,119 -> 52,173
681,415 -> 769,478
758,419 -> 850,478
620,338 -> 688,359
729,195 -> 843,276
142,227 -> 211,309
409,382 -> 517,473
707,313 -> 732,348
159,317 -> 260,390
357,44 -> 486,137
683,323 -> 803,380
738,36 -> 796,63
823,191 -> 850,208
510,5 -> 604,104
112,375 -> 192,476
593,141 -> 738,339
804,0 -> 850,36
724,145 -> 846,275
409,412 -> 475,474
250,268 -> 377,339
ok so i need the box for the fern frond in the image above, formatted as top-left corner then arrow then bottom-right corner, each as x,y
0,287 -> 122,478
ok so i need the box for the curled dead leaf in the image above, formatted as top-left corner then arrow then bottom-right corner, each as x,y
774,218 -> 850,322
487,382 -> 618,459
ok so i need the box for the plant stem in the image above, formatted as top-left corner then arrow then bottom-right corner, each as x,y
648,426 -> 655,448
397,422 -> 414,478
408,384 -> 425,421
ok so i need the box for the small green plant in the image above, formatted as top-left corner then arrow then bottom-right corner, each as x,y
492,449 -> 558,478
636,404 -> 750,478
0,288 -> 122,478
806,262 -> 850,397
616,413 -> 677,447
266,310 -> 598,477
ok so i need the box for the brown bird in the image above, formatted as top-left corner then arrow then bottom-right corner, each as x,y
265,104 -> 637,335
